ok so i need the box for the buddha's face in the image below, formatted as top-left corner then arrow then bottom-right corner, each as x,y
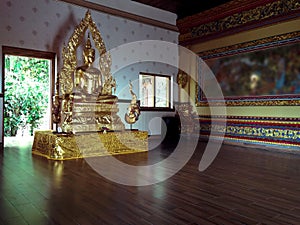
84,49 -> 95,64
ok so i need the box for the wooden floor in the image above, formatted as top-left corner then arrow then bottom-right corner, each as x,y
1,137 -> 300,225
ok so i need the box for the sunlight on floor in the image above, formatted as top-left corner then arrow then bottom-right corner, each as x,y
4,136 -> 34,148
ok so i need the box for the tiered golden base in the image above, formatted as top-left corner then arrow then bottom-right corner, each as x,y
71,98 -> 125,133
32,130 -> 148,160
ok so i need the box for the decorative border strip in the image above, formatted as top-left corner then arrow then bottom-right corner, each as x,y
195,83 -> 300,107
199,115 -> 300,149
192,0 -> 299,38
177,0 -> 273,32
198,31 -> 300,59
178,0 -> 300,44
196,97 -> 300,107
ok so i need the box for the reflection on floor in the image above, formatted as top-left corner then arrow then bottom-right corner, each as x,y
1,136 -> 300,224
4,136 -> 34,148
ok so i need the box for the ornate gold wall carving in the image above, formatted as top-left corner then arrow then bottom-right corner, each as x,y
178,0 -> 300,44
197,98 -> 300,107
192,0 -> 299,38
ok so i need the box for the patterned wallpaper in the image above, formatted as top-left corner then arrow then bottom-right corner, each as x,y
1,0 -> 178,47
0,0 -> 178,91
0,0 -> 179,137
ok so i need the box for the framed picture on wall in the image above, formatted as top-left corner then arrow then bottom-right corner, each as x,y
155,76 -> 170,107
140,74 -> 155,107
197,31 -> 300,106
139,72 -> 172,110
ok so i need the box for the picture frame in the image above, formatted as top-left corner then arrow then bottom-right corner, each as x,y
139,72 -> 172,110
140,74 -> 155,107
197,31 -> 300,106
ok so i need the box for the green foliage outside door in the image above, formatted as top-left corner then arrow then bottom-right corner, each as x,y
4,55 -> 50,136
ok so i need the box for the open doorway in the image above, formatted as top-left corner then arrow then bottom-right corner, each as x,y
2,46 -> 55,146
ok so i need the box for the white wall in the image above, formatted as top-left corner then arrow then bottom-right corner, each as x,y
0,0 -> 179,142
86,0 -> 177,24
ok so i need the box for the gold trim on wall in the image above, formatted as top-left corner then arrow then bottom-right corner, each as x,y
196,98 -> 300,107
193,0 -> 299,38
197,30 -> 300,58
178,0 -> 300,44
199,115 -> 300,148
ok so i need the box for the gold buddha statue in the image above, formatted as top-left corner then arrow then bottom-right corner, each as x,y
69,34 -> 124,132
74,34 -> 102,100
58,12 -> 125,133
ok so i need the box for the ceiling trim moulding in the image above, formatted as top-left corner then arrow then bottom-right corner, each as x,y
58,0 -> 179,32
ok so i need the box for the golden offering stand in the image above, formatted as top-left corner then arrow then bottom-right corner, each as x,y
32,11 -> 147,160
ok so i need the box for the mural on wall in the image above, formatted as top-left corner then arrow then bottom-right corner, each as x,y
205,42 -> 300,97
196,31 -> 300,106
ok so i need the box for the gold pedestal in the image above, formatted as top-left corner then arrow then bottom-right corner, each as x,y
32,130 -> 148,160
71,99 -> 125,133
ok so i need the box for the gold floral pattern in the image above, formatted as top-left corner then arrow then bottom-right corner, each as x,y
179,0 -> 300,43
199,116 -> 300,148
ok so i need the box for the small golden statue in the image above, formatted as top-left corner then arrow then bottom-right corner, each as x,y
61,94 -> 74,133
177,70 -> 188,88
125,81 -> 140,125
52,75 -> 61,132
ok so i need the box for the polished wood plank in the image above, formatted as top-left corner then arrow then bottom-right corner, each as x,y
1,138 -> 300,224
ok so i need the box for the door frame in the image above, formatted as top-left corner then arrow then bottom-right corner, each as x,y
2,46 -> 56,142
